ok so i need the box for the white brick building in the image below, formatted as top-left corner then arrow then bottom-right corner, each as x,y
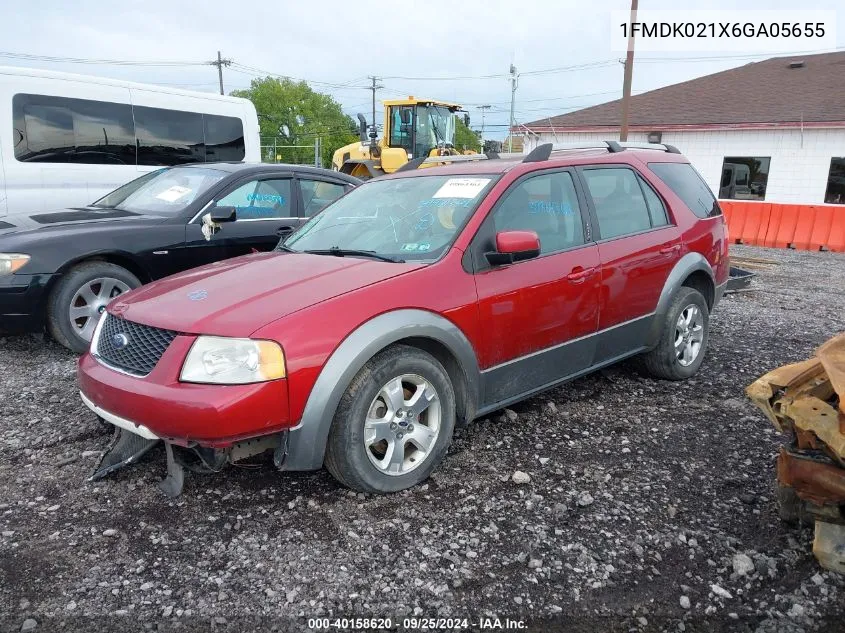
520,52 -> 845,207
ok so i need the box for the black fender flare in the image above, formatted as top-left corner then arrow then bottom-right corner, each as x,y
283,309 -> 481,471
645,252 -> 715,348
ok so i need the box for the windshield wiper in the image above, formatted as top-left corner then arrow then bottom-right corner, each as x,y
303,247 -> 405,263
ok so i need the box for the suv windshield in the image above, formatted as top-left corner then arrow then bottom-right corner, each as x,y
91,166 -> 227,215
285,174 -> 495,261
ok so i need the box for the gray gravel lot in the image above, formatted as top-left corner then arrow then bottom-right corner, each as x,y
1,244 -> 844,633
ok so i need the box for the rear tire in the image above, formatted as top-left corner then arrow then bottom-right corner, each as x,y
640,286 -> 709,380
324,345 -> 456,493
47,261 -> 141,353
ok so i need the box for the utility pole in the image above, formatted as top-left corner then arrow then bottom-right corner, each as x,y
367,76 -> 383,140
208,51 -> 233,95
619,0 -> 638,141
508,64 -> 518,152
478,105 -> 492,144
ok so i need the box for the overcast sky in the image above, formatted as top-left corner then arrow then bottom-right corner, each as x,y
1,0 -> 843,140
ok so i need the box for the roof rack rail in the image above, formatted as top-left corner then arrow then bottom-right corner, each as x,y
547,140 -> 680,155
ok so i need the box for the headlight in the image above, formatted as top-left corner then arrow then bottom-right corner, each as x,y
0,253 -> 30,275
180,336 -> 286,384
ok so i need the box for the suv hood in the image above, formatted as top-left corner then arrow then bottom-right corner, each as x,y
110,252 -> 422,336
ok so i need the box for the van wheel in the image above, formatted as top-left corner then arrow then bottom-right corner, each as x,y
47,262 -> 141,353
324,345 -> 456,493
640,286 -> 709,380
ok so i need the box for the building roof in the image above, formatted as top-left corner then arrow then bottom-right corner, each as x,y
523,51 -> 845,132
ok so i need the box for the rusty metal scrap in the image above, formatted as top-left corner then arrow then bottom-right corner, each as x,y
747,333 -> 845,573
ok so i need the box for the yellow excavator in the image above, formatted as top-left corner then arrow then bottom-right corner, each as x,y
332,97 -> 474,179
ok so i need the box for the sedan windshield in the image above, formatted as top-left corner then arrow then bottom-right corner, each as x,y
284,174 -> 495,261
92,167 -> 227,215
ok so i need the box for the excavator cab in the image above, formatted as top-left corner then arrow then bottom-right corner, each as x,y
332,97 -> 466,180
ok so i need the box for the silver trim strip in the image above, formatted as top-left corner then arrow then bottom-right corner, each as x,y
481,312 -> 654,373
79,391 -> 160,440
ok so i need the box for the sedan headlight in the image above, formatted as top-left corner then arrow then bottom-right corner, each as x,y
0,253 -> 30,276
180,336 -> 285,384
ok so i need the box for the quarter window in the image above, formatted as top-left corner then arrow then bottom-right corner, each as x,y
719,156 -> 770,200
825,158 -> 845,205
299,179 -> 347,216
582,168 -> 651,239
491,172 -> 585,254
638,175 -> 669,227
648,162 -> 721,219
216,179 -> 292,219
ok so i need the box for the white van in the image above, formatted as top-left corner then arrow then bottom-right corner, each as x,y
0,66 -> 260,217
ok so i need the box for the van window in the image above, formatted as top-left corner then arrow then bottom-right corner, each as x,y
134,106 -> 205,166
648,162 -> 721,218
13,94 -> 136,164
204,115 -> 245,162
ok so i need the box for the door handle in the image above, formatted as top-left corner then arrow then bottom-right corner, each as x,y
660,244 -> 681,255
566,266 -> 596,283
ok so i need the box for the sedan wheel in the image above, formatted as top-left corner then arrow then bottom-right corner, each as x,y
47,261 -> 141,353
69,277 -> 131,342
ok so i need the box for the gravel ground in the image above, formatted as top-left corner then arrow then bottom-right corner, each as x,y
1,244 -> 844,633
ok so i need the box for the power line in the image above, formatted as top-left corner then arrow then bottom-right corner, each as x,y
0,50 -> 207,66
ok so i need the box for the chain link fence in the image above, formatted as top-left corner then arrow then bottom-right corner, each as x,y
260,137 -> 323,167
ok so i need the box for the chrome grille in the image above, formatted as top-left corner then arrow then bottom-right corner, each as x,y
95,314 -> 178,376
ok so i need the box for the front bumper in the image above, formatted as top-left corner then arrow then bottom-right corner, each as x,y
77,336 -> 292,447
0,273 -> 54,333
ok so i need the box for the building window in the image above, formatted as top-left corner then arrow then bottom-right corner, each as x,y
825,158 -> 845,205
719,157 -> 770,200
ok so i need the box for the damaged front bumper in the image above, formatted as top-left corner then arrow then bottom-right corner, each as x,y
747,333 -> 845,573
81,392 -> 289,498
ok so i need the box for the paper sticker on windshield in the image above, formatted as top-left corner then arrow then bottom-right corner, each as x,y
155,185 -> 192,202
432,178 -> 490,199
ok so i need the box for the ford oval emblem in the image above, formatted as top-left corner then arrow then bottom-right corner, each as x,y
188,289 -> 208,301
112,333 -> 129,349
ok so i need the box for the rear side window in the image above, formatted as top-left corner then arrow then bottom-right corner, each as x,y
648,162 -> 721,218
581,168 -> 651,240
300,179 -> 347,216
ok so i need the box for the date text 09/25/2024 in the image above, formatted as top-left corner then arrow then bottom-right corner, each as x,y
307,617 -> 528,630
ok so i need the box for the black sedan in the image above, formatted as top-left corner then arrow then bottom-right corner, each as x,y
0,163 -> 360,352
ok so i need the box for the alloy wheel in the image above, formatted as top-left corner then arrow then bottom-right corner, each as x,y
69,277 -> 130,342
674,304 -> 704,367
363,374 -> 442,476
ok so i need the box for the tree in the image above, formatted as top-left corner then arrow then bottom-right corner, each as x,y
232,77 -> 358,167
454,116 -> 481,152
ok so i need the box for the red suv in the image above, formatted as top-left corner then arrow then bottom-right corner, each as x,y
78,142 -> 730,495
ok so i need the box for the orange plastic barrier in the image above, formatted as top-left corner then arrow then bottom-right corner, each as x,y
721,201 -> 845,253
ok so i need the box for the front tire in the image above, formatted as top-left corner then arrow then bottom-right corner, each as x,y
47,261 -> 141,353
324,345 -> 456,493
640,286 -> 710,380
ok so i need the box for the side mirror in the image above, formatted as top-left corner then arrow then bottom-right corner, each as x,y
485,230 -> 540,266
209,206 -> 237,223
